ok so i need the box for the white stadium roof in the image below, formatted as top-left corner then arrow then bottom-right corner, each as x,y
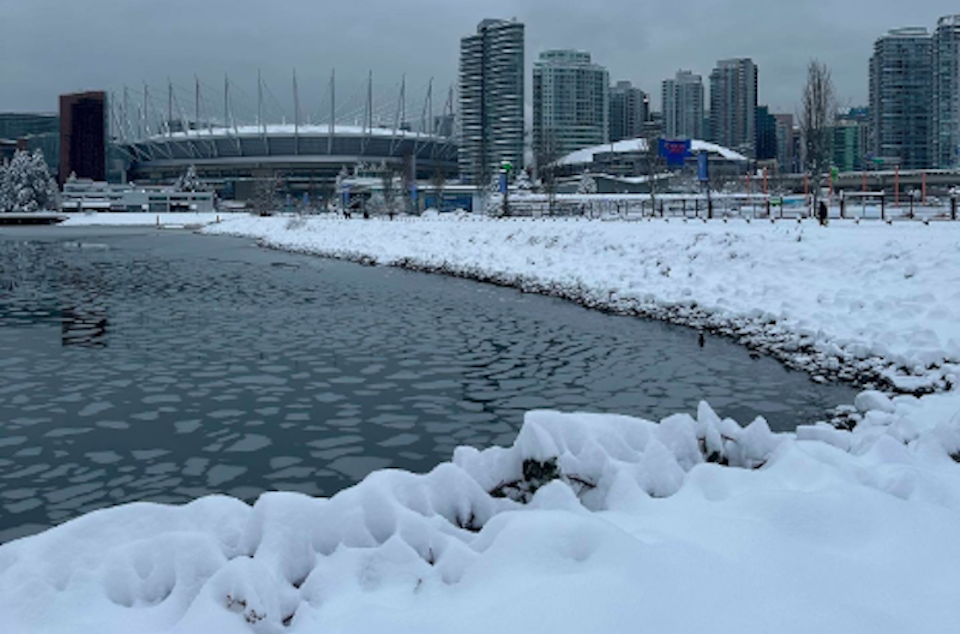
557,138 -> 749,166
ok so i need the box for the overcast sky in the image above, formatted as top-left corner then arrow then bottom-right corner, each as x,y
2,0 -> 957,119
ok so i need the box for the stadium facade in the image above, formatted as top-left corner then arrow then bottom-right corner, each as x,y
112,75 -> 459,201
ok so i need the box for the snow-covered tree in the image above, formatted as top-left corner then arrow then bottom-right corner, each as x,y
174,165 -> 203,192
514,169 -> 533,195
577,172 -> 597,195
0,150 -> 60,213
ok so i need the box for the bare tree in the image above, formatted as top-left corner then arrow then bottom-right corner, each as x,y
429,165 -> 447,213
534,128 -> 561,216
798,60 -> 837,210
253,171 -> 282,216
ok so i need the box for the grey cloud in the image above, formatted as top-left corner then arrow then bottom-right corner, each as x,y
1,0 -> 957,116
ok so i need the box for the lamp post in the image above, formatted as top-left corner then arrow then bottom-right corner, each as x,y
500,160 -> 513,218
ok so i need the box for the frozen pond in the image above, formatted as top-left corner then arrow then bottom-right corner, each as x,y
0,227 -> 857,542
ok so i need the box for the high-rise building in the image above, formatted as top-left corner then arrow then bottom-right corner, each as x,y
832,121 -> 867,173
869,27 -> 933,170
533,50 -> 609,161
933,15 -> 960,168
458,19 -> 525,185
755,106 -> 777,161
772,114 -> 795,172
709,59 -> 758,157
662,70 -> 704,140
609,80 -> 648,143
59,91 -> 107,185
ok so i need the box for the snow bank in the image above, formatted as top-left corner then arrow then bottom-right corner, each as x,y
205,216 -> 960,392
1,399 -> 957,634
60,212 -> 233,227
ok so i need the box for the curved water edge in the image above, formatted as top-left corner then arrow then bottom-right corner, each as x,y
0,227 -> 857,542
234,218 -> 936,395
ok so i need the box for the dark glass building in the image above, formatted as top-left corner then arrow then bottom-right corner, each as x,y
755,105 -> 777,161
59,91 -> 107,184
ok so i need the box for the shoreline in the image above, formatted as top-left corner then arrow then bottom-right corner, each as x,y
205,215 -> 960,397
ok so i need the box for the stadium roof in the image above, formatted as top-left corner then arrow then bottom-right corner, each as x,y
149,124 -> 443,142
557,138 -> 749,166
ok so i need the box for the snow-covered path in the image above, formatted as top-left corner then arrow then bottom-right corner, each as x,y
207,215 -> 960,391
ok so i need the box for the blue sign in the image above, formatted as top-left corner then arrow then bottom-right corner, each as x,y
659,139 -> 692,167
343,185 -> 351,208
698,152 -> 709,182
499,173 -> 508,194
410,183 -> 418,204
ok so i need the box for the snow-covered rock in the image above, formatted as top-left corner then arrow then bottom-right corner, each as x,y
854,390 -> 896,414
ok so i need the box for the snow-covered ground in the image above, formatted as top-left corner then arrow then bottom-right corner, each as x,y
59,212 -> 233,227
0,397 -> 957,634
206,215 -> 960,392
3,214 -> 959,633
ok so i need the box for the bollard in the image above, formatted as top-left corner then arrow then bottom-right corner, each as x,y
156,215 -> 160,227
953,197 -> 958,221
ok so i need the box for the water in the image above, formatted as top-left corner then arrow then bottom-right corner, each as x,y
0,227 -> 857,542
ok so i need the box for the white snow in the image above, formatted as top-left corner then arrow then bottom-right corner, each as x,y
205,215 -> 960,391
60,212 -> 233,227
0,400 -> 958,634
3,215 -> 960,633
557,137 -> 749,166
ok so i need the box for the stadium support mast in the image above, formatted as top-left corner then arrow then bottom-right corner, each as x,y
143,84 -> 150,137
224,74 -> 229,131
257,69 -> 264,135
328,69 -> 335,156
293,69 -> 300,155
167,79 -> 173,137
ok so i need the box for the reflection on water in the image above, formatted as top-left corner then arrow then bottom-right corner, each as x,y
0,228 -> 858,542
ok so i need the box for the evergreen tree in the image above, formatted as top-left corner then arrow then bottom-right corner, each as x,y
174,165 -> 203,192
0,150 -> 59,213
577,172 -> 598,195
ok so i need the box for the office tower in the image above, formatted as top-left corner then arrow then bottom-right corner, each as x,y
709,59 -> 758,157
59,91 -> 107,184
933,15 -> 960,168
869,27 -> 933,170
755,106 -> 777,161
609,80 -> 648,143
459,19 -> 525,185
662,70 -> 704,140
532,50 -> 609,159
772,114 -> 795,172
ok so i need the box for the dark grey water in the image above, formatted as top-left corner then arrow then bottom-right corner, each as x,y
0,227 -> 857,542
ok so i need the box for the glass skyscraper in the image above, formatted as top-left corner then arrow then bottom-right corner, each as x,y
458,19 -> 525,185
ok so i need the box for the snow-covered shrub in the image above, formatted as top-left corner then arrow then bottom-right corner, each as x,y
0,150 -> 59,213
577,172 -> 597,195
174,165 -> 203,192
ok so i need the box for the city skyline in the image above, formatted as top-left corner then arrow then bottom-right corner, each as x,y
2,0 -> 960,115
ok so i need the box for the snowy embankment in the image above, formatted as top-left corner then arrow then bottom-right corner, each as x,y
60,212 -> 230,228
206,215 -> 960,392
1,400 -> 958,634
3,215 -> 959,633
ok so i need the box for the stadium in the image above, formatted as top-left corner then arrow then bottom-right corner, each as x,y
112,75 -> 459,201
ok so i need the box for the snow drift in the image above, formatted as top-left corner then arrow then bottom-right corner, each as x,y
1,396 -> 958,634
